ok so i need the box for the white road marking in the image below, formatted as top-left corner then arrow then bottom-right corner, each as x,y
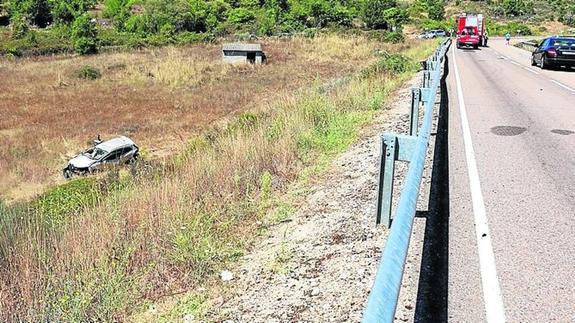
509,60 -> 521,66
524,67 -> 540,75
452,48 -> 507,323
551,80 -> 575,93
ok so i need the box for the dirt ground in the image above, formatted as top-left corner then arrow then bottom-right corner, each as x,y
0,35 -> 385,201
203,70 -> 439,322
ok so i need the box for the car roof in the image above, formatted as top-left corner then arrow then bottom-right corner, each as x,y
96,136 -> 135,152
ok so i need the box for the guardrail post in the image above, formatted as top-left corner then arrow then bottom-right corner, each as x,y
422,70 -> 429,88
376,134 -> 396,227
409,88 -> 421,137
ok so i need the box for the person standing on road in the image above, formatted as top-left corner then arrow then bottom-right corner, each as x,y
484,30 -> 489,47
505,32 -> 511,45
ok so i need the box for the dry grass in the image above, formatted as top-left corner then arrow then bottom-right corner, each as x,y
0,34 -> 387,202
0,35 -> 438,321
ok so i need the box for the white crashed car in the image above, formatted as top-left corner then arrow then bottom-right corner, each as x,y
63,136 -> 139,179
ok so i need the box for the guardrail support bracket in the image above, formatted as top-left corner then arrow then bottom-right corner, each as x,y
376,133 -> 416,227
410,87 -> 421,136
420,88 -> 432,103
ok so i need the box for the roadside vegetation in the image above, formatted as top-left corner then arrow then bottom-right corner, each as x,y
1,0 -> 572,58
0,0 -> 409,56
0,32 -> 438,320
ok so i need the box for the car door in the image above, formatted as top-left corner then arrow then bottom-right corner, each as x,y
535,39 -> 547,63
118,146 -> 134,164
100,150 -> 122,170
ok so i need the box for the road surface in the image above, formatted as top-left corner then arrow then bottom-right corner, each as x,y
447,38 -> 575,322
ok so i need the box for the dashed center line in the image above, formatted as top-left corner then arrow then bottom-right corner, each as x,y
551,80 -> 575,93
509,60 -> 520,66
524,67 -> 540,75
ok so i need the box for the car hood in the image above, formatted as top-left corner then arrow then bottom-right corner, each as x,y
69,155 -> 96,168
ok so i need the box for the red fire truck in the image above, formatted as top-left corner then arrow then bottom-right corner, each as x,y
456,13 -> 486,49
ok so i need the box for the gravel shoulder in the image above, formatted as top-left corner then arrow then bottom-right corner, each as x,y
209,71 -> 439,323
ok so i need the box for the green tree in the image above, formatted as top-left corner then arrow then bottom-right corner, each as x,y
362,0 -> 398,30
130,0 -> 208,34
50,0 -> 96,24
500,0 -> 534,16
383,7 -> 407,31
8,0 -> 53,27
71,13 -> 98,54
427,0 -> 445,20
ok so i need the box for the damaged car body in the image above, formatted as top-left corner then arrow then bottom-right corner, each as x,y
63,136 -> 139,179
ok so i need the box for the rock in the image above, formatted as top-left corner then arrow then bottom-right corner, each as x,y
311,288 -> 320,296
148,304 -> 157,314
221,270 -> 234,282
183,313 -> 194,322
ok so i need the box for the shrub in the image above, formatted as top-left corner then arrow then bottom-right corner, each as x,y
51,0 -> 97,24
383,31 -> 404,43
383,7 -> 408,31
421,18 -> 453,32
75,65 -> 101,79
499,0 -> 534,17
227,7 -> 256,25
365,52 -> 415,76
362,0 -> 397,30
71,13 -> 98,54
10,14 -> 29,39
35,177 -> 100,228
174,31 -> 210,44
428,0 -> 445,20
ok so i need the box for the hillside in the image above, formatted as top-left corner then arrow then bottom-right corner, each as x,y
445,0 -> 575,35
0,34 -> 382,201
0,31 -> 440,320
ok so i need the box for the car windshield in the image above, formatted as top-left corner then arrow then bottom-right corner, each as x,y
82,147 -> 108,160
552,39 -> 575,47
462,27 -> 476,35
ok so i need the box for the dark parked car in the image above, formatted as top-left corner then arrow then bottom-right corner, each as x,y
63,136 -> 139,178
532,37 -> 575,69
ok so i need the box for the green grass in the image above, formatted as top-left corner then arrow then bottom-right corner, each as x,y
158,292 -> 208,322
266,240 -> 294,275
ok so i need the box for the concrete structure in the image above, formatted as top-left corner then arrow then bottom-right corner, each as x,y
222,43 -> 266,64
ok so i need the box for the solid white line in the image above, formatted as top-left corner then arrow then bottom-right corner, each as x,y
524,67 -> 540,75
509,60 -> 521,66
452,48 -> 507,323
551,79 -> 575,93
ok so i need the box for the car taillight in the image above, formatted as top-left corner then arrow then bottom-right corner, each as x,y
547,48 -> 557,57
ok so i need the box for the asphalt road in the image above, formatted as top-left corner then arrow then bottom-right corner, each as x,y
447,38 -> 575,322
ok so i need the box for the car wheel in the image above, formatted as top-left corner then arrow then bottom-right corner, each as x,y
63,168 -> 73,179
531,56 -> 537,66
540,55 -> 548,69
127,154 -> 139,165
473,45 -> 479,50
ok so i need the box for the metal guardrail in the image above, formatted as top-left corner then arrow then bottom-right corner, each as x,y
363,38 -> 451,323
515,41 -> 538,52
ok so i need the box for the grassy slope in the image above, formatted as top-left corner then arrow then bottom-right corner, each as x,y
0,35 -> 439,321
135,41 -> 442,323
0,34 -> 379,202
444,0 -> 574,35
